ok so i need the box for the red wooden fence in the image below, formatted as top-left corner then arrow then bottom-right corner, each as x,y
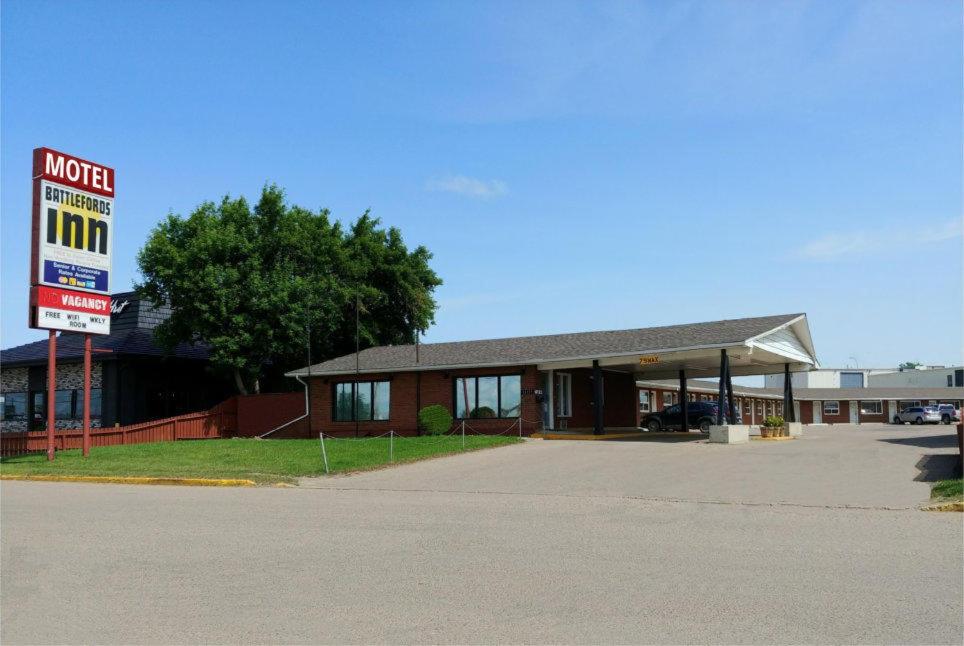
1,398 -> 238,457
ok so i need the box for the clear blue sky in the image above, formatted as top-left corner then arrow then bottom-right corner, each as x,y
2,0 -> 961,375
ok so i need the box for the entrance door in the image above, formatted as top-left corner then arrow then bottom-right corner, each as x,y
849,401 -> 859,425
813,401 -> 822,424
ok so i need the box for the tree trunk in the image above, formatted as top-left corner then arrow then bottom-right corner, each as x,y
233,368 -> 249,395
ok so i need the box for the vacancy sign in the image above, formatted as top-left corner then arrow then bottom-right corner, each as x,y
31,148 -> 114,295
32,286 -> 111,335
30,147 -> 115,335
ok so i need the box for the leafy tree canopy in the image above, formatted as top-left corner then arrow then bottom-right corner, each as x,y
899,361 -> 922,370
136,185 -> 442,394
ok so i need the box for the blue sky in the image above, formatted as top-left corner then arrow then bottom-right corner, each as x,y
2,0 -> 961,376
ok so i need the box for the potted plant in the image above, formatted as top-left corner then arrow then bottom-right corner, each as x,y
762,415 -> 785,438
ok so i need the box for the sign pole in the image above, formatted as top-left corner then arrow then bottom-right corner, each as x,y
46,330 -> 56,461
82,334 -> 92,457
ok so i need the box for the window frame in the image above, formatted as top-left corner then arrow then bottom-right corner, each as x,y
639,390 -> 651,413
859,400 -> 882,415
455,374 -> 523,420
332,380 -> 391,422
823,400 -> 840,416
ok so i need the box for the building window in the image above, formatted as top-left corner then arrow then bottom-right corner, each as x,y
744,399 -> 751,414
859,401 -> 882,415
948,375 -> 953,387
663,392 -> 673,408
840,372 -> 864,388
554,373 -> 572,418
333,381 -> 390,422
824,401 -> 840,416
456,374 -> 521,419
54,389 -> 74,420
639,390 -> 651,413
899,400 -> 920,410
1,392 -> 27,426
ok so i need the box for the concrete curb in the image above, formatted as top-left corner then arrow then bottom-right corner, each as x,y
921,500 -> 963,512
0,474 -> 257,487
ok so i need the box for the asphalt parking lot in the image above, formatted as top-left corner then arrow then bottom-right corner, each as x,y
2,424 -> 961,645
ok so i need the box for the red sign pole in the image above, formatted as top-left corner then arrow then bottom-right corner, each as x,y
83,334 -> 92,457
46,330 -> 56,461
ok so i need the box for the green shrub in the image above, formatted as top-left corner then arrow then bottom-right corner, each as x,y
418,405 -> 453,436
763,415 -> 785,428
471,406 -> 496,419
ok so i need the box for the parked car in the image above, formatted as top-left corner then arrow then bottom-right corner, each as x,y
893,406 -> 942,425
642,401 -> 735,432
936,403 -> 961,424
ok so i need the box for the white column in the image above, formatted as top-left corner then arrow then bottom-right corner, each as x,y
547,369 -> 555,431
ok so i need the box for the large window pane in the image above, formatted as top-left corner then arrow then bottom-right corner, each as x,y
335,383 -> 354,421
1,392 -> 27,422
54,390 -> 74,419
78,388 -> 103,419
475,377 -> 498,418
455,378 -> 475,419
499,375 -> 521,417
373,382 -> 390,420
355,383 -> 372,421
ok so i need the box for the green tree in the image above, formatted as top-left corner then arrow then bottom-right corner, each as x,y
136,185 -> 441,394
899,361 -> 922,370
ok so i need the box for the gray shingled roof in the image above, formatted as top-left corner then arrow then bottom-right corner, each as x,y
289,313 -> 804,376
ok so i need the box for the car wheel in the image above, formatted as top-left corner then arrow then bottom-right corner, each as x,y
647,420 -> 661,433
942,415 -> 951,424
893,416 -> 901,424
699,419 -> 711,432
915,416 -> 923,425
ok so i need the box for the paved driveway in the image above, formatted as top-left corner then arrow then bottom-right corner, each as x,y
2,424 -> 961,645
303,423 -> 960,509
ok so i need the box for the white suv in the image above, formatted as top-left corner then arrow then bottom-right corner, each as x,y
936,404 -> 961,424
894,406 -> 942,425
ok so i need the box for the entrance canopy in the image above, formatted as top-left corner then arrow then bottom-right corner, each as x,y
536,314 -> 817,378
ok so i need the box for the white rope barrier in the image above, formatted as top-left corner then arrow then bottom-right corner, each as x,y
315,416 -> 534,473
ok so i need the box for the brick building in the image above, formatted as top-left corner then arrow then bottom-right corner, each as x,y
287,313 -> 819,436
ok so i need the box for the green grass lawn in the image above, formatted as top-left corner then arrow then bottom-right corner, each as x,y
931,478 -> 963,500
0,435 -> 522,484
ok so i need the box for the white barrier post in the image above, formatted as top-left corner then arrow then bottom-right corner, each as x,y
389,430 -> 394,463
461,420 -> 465,450
319,432 -> 329,474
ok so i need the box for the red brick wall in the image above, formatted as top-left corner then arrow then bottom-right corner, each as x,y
819,399 -> 850,424
559,369 -> 637,430
857,401 -> 886,424
309,366 -> 543,437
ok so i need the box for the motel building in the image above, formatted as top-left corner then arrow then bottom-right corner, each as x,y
286,313 -> 819,441
633,381 -> 964,426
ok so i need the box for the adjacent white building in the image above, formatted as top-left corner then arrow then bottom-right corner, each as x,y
869,366 -> 964,388
765,368 -> 891,389
766,365 -> 964,390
